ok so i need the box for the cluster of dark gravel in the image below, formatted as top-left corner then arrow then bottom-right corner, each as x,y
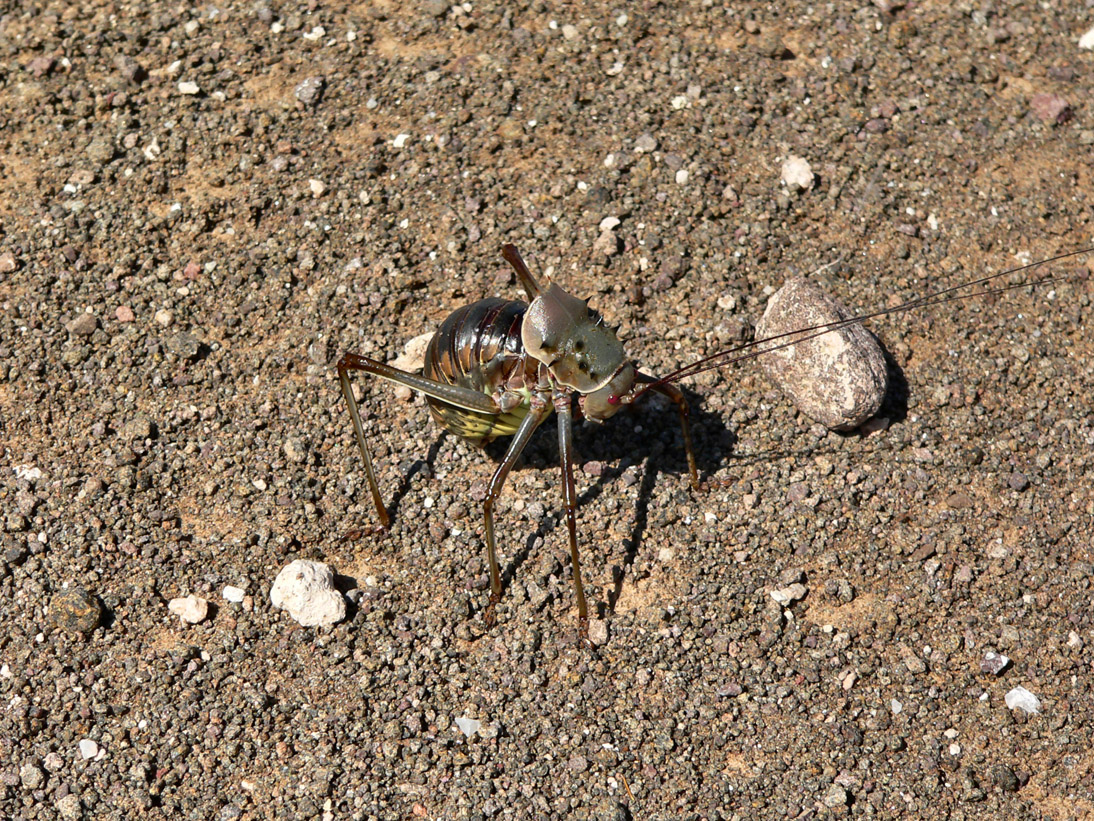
1,0 -> 1093,818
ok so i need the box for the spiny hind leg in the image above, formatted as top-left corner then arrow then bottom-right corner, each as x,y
337,353 -> 505,532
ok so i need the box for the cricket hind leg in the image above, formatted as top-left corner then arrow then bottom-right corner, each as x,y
337,352 -> 505,534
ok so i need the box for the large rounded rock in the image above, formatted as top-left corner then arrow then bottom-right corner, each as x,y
755,277 -> 888,431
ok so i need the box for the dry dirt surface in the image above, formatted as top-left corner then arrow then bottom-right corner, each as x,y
2,1 -> 1094,819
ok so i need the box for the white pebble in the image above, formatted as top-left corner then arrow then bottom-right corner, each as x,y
675,169 -> 689,185
455,716 -> 481,738
587,618 -> 609,646
154,309 -> 173,327
168,594 -> 209,624
891,699 -> 902,714
949,743 -> 961,756
1080,25 -> 1094,50
270,560 -> 346,627
770,583 -> 807,605
308,179 -> 326,197
78,739 -> 99,760
1004,686 -> 1042,714
598,216 -> 621,232
671,94 -> 690,110
223,585 -> 246,603
392,133 -> 410,148
178,81 -> 201,95
781,155 -> 814,190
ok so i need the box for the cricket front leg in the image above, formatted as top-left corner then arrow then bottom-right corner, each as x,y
554,390 -> 590,639
480,395 -> 552,626
636,372 -> 700,490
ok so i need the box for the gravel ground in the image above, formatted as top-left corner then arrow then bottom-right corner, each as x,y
2,1 -> 1093,819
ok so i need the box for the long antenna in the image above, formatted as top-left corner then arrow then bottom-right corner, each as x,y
636,248 -> 1091,396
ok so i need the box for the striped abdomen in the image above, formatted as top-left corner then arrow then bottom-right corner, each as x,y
423,298 -> 541,446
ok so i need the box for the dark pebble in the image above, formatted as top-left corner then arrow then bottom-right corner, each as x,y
51,588 -> 103,633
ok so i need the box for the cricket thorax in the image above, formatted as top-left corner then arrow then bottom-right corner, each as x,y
521,282 -> 627,393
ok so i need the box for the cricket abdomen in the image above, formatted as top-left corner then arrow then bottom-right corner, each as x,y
423,298 -> 543,446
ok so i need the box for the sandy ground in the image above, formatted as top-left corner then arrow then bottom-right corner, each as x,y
2,1 -> 1094,819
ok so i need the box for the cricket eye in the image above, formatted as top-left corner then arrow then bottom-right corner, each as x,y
608,394 -> 620,405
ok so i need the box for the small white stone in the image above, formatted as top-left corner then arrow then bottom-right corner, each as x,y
1004,686 -> 1042,714
671,94 -> 690,110
178,81 -> 201,95
675,169 -> 689,185
770,583 -> 808,605
561,23 -> 578,40
392,133 -> 410,148
891,699 -> 902,714
781,155 -> 814,190
949,743 -> 961,756
455,716 -> 481,738
154,309 -> 173,327
598,216 -> 621,232
168,594 -> 209,624
587,618 -> 609,646
1080,25 -> 1094,50
270,560 -> 346,627
223,585 -> 246,603
78,739 -> 99,760
308,179 -> 326,196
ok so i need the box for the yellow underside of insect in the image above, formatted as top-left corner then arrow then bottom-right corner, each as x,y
426,386 -> 544,446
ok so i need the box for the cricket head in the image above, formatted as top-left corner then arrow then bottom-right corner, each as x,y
522,282 -> 635,420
